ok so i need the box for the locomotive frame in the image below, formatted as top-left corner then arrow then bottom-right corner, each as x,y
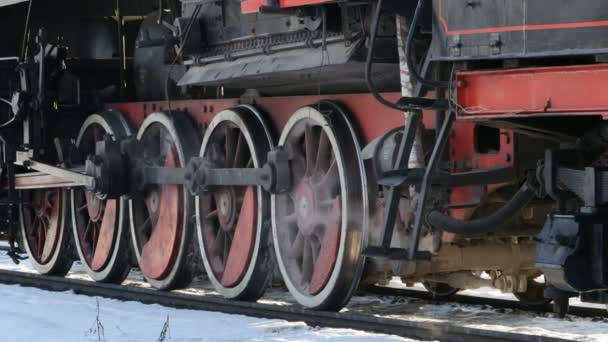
1,0 -> 607,317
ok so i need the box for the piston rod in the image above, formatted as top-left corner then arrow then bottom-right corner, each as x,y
10,145 -> 291,197
14,152 -> 95,189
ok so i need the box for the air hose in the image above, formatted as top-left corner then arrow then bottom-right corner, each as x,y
426,180 -> 537,235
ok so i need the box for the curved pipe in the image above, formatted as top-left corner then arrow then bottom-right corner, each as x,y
404,0 -> 450,89
365,0 -> 439,111
426,181 -> 537,235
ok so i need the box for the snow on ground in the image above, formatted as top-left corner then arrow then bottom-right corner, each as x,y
390,278 -> 607,310
0,284 -> 411,342
2,240 -> 608,341
0,244 -> 412,342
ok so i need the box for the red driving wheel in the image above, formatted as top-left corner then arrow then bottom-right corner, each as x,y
272,102 -> 368,310
71,111 -> 132,283
129,112 -> 199,290
196,106 -> 274,300
20,186 -> 72,275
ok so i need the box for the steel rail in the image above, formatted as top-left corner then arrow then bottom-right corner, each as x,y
0,269 -> 572,342
368,285 -> 608,319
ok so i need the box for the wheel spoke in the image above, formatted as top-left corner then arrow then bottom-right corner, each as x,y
223,232 -> 232,264
91,222 -> 100,256
40,215 -> 50,231
210,143 -> 224,164
279,213 -> 297,228
136,215 -> 152,239
289,231 -> 304,259
206,209 -> 218,220
35,218 -> 45,258
301,239 -> 313,285
92,125 -> 101,144
315,131 -> 331,174
316,159 -> 339,198
84,220 -> 93,241
77,202 -> 89,212
310,235 -> 320,265
225,125 -> 236,166
44,191 -> 55,211
233,132 -> 247,167
213,229 -> 225,258
304,124 -> 319,176
308,197 -> 341,295
158,129 -> 166,159
285,141 -> 305,182
161,136 -> 174,164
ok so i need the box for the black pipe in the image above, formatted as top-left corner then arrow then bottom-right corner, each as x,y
426,181 -> 537,235
404,0 -> 450,89
365,0 -> 438,111
116,0 -> 125,100
21,0 -> 34,60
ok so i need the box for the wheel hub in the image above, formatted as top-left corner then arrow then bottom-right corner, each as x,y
294,180 -> 318,236
217,188 -> 236,229
147,189 -> 160,215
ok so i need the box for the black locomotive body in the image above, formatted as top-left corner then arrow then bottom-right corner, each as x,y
431,0 -> 608,60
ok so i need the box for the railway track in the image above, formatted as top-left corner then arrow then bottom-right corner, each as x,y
0,268 -> 582,342
3,238 -> 603,319
368,285 -> 608,319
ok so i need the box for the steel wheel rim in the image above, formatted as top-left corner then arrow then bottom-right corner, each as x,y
71,113 -> 128,274
272,104 -> 368,309
129,113 -> 190,283
196,107 -> 272,298
21,188 -> 63,265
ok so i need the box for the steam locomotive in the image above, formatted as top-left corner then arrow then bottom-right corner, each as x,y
1,0 -> 607,316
